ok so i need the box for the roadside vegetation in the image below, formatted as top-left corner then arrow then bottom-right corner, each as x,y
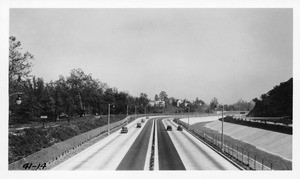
9,114 -> 127,164
248,78 -> 292,118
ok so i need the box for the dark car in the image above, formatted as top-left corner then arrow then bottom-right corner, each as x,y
166,125 -> 172,131
177,125 -> 183,131
136,123 -> 142,128
121,127 -> 128,133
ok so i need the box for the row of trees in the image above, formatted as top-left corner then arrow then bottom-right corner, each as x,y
247,78 -> 293,117
152,92 -> 254,114
10,68 -> 154,123
9,36 -> 255,124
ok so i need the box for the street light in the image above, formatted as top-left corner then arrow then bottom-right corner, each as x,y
107,103 -> 115,135
126,105 -> 131,125
217,104 -> 225,152
185,103 -> 190,130
135,106 -> 137,120
10,92 -> 23,105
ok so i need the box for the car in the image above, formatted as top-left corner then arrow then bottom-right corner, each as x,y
136,123 -> 142,128
121,127 -> 128,133
141,119 -> 145,123
166,125 -> 172,131
177,125 -> 183,131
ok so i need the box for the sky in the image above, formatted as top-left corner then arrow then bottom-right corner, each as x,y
9,8 -> 293,104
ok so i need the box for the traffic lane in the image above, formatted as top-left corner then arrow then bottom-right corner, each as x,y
166,119 -> 239,170
52,117 -> 146,170
157,118 -> 186,170
117,118 -> 154,170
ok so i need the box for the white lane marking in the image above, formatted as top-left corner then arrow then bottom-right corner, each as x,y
52,117 -> 145,170
166,119 -> 239,170
154,118 -> 159,170
144,119 -> 154,170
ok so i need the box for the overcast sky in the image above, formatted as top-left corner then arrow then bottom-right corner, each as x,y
9,8 -> 292,104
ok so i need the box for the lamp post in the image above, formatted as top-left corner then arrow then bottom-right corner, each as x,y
188,106 -> 190,130
135,105 -> 137,120
185,103 -> 190,130
127,105 -> 129,117
126,105 -> 130,125
221,104 -> 224,152
216,104 -> 225,152
107,103 -> 115,135
10,92 -> 23,105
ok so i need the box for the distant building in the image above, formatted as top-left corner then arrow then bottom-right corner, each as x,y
177,100 -> 182,107
149,100 -> 165,107
149,101 -> 155,106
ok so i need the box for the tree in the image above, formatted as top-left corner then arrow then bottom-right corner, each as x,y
209,97 -> 219,110
9,36 -> 34,86
139,93 -> 149,111
154,94 -> 159,101
193,97 -> 205,112
159,91 -> 168,101
66,68 -> 95,116
248,78 -> 292,117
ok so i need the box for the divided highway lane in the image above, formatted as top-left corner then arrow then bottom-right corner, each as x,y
162,118 -> 240,170
157,118 -> 186,170
117,118 -> 154,170
52,117 -> 149,170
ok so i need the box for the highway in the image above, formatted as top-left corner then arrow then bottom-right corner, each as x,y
116,118 -> 154,170
52,116 -> 240,170
161,118 -> 239,170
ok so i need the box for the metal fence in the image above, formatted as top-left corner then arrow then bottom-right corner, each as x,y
176,120 -> 291,170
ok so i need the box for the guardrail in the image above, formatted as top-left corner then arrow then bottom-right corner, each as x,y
175,119 -> 289,170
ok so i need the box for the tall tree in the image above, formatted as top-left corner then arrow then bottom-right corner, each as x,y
154,94 -> 159,101
159,91 -> 168,101
209,97 -> 219,110
9,36 -> 34,88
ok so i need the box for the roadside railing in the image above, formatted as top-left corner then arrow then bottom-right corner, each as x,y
175,119 -> 291,170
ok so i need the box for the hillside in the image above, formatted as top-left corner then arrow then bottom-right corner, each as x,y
247,78 -> 292,118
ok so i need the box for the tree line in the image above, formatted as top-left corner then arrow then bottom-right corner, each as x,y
9,36 -> 254,123
248,78 -> 293,118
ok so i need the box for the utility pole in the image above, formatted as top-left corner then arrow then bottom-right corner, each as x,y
188,107 -> 190,130
135,105 -> 137,120
126,105 -> 130,125
107,103 -> 114,135
221,105 -> 224,151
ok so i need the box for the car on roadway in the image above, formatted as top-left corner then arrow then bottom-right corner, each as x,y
141,119 -> 145,123
166,125 -> 172,131
121,127 -> 128,133
136,123 -> 142,128
177,125 -> 183,131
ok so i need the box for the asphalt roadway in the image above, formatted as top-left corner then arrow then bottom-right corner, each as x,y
116,118 -> 154,170
52,116 -> 239,170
